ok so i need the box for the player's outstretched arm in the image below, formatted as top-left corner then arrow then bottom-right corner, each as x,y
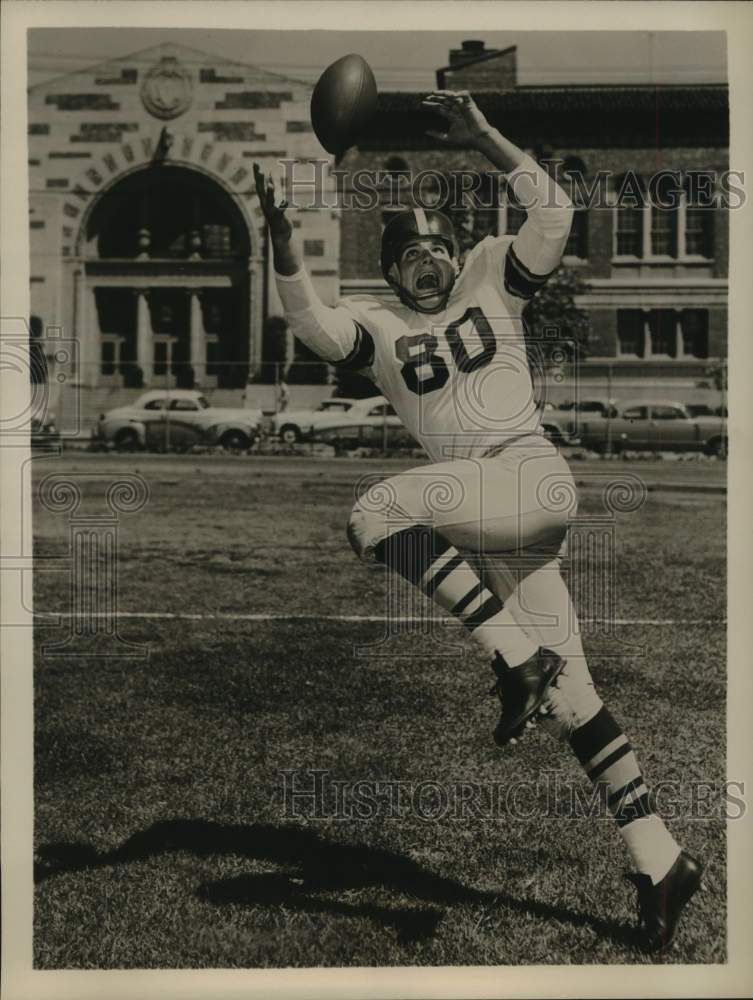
423,90 -> 529,174
253,163 -> 373,371
254,163 -> 300,276
422,92 -> 573,294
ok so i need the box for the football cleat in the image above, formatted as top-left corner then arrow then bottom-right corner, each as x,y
626,850 -> 704,954
489,647 -> 567,747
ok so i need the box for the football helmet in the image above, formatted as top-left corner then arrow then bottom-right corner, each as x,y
380,208 -> 459,313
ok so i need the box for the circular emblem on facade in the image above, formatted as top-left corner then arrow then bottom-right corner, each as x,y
141,56 -> 193,120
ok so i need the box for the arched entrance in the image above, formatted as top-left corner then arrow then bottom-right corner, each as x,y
82,165 -> 253,389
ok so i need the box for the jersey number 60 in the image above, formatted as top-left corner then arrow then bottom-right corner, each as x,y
395,307 -> 496,395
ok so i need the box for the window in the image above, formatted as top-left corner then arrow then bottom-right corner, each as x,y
382,156 -> 410,197
650,208 -> 678,256
617,310 -> 646,358
680,310 -> 709,358
143,397 -> 168,410
170,398 -> 199,411
617,308 -> 709,360
202,224 -> 233,258
615,205 -> 643,256
684,206 -> 712,256
623,405 -> 647,420
614,172 -> 714,260
651,405 -> 684,420
647,309 -> 677,357
319,401 -> 351,412
564,210 -> 589,258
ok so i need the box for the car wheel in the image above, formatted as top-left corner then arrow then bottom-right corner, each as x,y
220,429 -> 250,453
279,424 -> 301,445
705,436 -> 728,459
114,428 -> 141,452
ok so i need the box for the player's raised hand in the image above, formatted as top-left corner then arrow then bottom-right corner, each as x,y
422,90 -> 492,146
253,163 -> 292,242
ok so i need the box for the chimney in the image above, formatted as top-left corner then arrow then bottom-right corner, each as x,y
437,41 -> 517,91
449,39 -> 489,67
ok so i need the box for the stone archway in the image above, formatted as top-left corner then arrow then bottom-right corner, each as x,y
63,137 -> 266,388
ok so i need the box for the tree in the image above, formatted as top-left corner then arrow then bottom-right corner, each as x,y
522,264 -> 590,360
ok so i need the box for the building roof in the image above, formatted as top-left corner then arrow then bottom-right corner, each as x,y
352,84 -> 729,152
378,84 -> 728,114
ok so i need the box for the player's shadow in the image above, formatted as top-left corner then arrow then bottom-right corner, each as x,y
35,819 -> 635,947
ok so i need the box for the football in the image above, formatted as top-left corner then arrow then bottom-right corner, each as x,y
310,53 -> 377,155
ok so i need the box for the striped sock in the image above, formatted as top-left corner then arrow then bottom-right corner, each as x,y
570,706 -> 681,884
374,526 -> 537,667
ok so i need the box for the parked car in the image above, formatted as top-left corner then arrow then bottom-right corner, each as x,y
93,390 -> 263,453
270,397 -> 360,444
685,403 -> 716,418
577,399 -> 728,456
271,395 -> 410,445
540,399 -> 618,444
310,396 -> 410,452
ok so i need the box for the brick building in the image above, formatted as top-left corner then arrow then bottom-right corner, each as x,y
339,40 -> 729,391
27,42 -> 337,392
28,39 -> 729,419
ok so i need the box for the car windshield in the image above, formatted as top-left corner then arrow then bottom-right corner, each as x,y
318,401 -> 351,412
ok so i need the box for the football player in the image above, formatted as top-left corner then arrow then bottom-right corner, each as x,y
253,90 -> 702,953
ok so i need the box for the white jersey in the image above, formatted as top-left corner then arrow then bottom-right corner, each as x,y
275,157 -> 572,462
337,236 -> 541,462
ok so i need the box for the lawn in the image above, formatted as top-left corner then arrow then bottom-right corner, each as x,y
32,453 -> 727,968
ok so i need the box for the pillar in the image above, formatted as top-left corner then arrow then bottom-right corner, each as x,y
136,290 -> 153,385
189,289 -> 206,384
87,285 -> 101,388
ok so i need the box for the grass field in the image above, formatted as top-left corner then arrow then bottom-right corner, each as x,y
32,453 -> 727,968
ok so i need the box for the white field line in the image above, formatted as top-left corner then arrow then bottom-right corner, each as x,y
34,611 -> 725,626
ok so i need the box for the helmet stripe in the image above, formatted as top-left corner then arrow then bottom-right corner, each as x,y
413,207 -> 429,235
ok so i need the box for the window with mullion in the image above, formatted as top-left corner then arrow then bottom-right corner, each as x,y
684,206 -> 713,257
615,206 -> 643,256
650,206 -> 678,257
648,309 -> 677,357
617,309 -> 645,357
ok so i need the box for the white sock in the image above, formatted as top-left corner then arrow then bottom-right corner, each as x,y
621,815 -> 682,884
471,607 -> 538,666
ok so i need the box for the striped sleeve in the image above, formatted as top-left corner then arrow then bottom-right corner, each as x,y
330,320 -> 376,371
504,244 -> 558,301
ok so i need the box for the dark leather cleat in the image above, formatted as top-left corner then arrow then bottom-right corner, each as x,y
489,647 -> 566,747
626,850 -> 703,954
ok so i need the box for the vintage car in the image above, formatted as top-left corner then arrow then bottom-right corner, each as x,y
576,399 -> 728,456
539,398 -> 618,444
93,390 -> 263,453
309,396 -> 412,452
270,397 -> 360,445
